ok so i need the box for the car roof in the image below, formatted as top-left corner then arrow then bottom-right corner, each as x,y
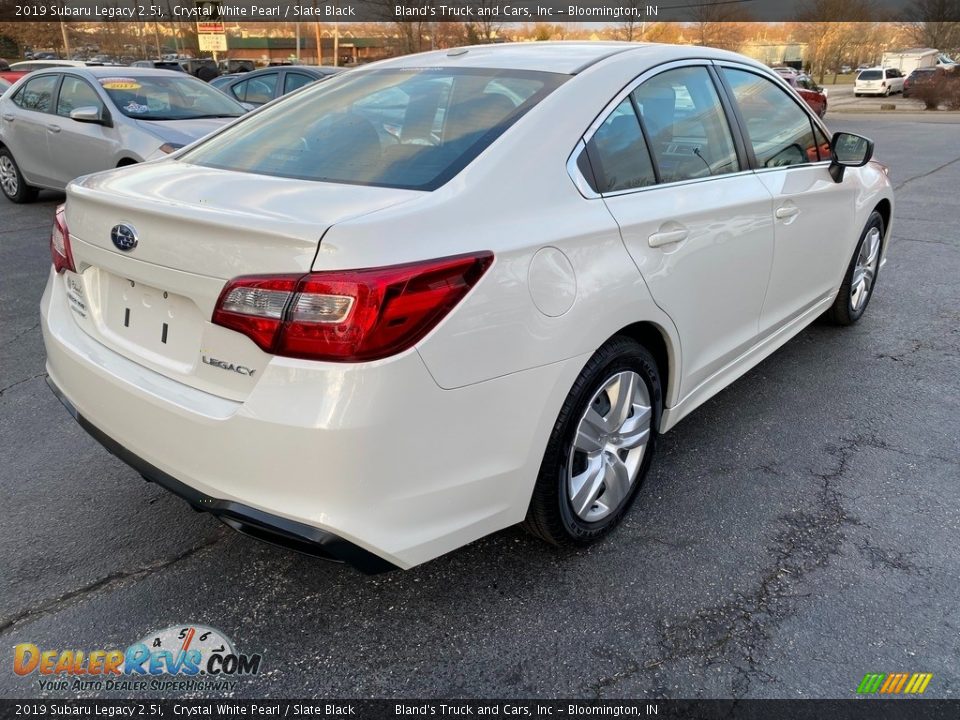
11,59 -> 91,68
368,42 -> 652,75
61,66 -> 199,78
370,41 -> 767,76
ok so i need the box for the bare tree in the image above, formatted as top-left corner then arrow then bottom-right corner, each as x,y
612,0 -> 645,41
904,0 -> 960,53
797,0 -> 877,82
688,1 -> 753,50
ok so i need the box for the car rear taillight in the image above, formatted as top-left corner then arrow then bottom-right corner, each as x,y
50,204 -> 75,274
212,252 -> 494,362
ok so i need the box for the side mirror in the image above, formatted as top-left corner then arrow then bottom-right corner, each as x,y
70,105 -> 110,127
829,131 -> 874,183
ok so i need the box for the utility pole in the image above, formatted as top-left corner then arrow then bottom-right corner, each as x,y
333,18 -> 339,67
295,22 -> 301,61
153,21 -> 162,57
314,20 -> 322,64
60,21 -> 71,59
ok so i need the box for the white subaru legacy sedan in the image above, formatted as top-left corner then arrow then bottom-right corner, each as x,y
42,43 -> 893,572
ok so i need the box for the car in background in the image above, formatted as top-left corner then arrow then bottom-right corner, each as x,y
0,67 -> 246,202
769,67 -> 828,117
131,60 -> 187,73
39,43 -> 892,571
903,66 -> 946,97
1,59 -> 28,85
937,53 -> 958,71
10,59 -> 106,72
210,65 -> 341,106
218,59 -> 257,74
854,67 -> 905,96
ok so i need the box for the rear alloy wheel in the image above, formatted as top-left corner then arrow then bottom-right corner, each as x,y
826,210 -> 884,325
0,148 -> 39,204
524,337 -> 661,545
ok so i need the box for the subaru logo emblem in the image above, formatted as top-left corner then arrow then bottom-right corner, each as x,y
110,224 -> 138,252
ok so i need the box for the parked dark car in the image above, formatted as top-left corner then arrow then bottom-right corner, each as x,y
131,60 -> 186,72
903,67 -> 945,98
219,59 -> 257,74
210,65 -> 341,106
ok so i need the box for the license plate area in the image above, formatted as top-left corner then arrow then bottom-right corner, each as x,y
99,272 -> 202,372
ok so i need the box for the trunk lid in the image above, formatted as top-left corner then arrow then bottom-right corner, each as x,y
63,161 -> 421,400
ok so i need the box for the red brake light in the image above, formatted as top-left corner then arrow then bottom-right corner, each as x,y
212,252 -> 494,362
50,204 -> 75,273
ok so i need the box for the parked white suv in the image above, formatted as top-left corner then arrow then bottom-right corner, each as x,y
855,67 -> 905,96
41,43 -> 894,572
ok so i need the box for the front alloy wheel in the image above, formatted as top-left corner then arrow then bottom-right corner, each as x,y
826,210 -> 885,325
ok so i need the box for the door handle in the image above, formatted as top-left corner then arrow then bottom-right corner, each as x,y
46,124 -> 61,133
775,206 -> 800,220
2,114 -> 14,122
648,228 -> 689,248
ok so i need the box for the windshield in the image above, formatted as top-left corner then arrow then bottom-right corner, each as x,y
98,75 -> 245,120
180,67 -> 567,191
858,70 -> 882,80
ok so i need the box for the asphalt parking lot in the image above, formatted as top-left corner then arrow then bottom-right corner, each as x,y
1,113 -> 958,700
825,82 -> 929,113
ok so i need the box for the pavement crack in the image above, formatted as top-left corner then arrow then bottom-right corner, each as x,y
1,322 -> 40,348
0,372 -> 48,398
894,155 -> 960,191
0,534 -> 226,636
0,223 -> 50,237
857,539 -> 928,575
590,438 -> 862,697
895,236 -> 958,250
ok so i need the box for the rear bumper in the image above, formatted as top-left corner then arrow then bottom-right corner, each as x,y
41,267 -> 582,569
46,375 -> 396,574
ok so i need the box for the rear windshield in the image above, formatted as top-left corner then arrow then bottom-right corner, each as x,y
858,70 -> 882,80
180,67 -> 567,191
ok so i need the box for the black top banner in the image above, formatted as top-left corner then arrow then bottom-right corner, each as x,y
1,700 -> 960,720
0,0 -> 958,22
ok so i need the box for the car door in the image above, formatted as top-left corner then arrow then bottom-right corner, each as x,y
45,73 -> 120,188
888,69 -> 905,92
2,73 -> 60,186
717,63 -> 857,335
583,62 -> 776,398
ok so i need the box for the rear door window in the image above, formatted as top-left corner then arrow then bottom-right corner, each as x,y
632,66 -> 740,183
584,98 -> 656,193
283,72 -> 314,94
232,73 -> 278,105
13,74 -> 59,113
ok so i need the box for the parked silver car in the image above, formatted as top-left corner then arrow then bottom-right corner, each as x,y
0,67 -> 246,203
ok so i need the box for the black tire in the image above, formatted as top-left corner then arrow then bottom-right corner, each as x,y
0,147 -> 39,204
523,336 -> 662,546
825,210 -> 885,326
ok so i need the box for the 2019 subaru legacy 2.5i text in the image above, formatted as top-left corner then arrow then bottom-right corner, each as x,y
41,42 -> 893,572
